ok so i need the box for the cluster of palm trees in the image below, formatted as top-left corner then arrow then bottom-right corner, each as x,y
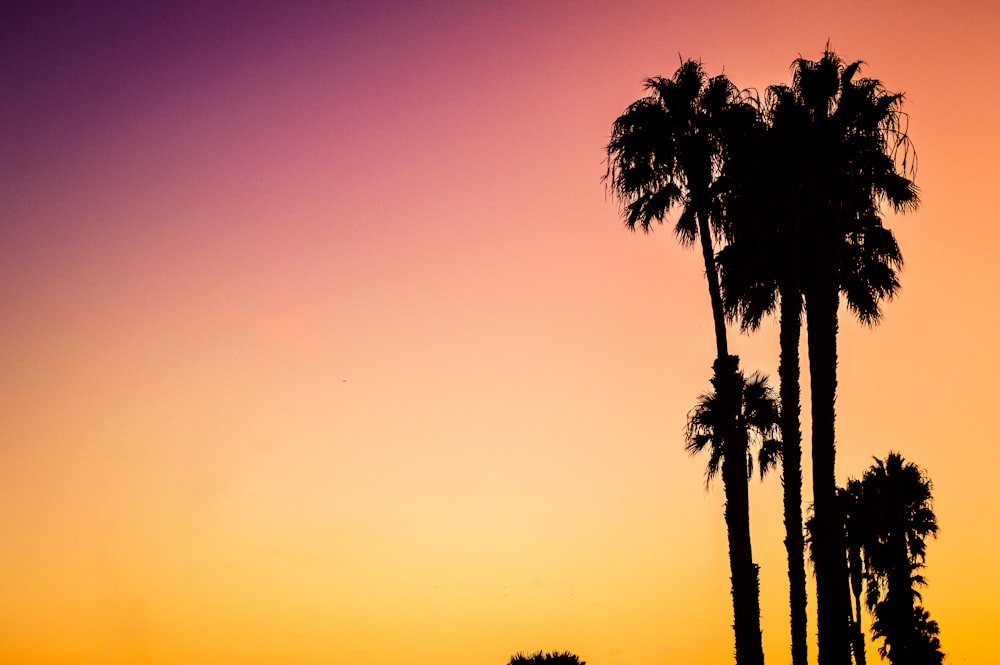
833,454 -> 943,665
605,48 -> 937,665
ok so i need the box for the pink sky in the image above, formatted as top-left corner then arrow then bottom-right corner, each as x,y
2,2 -> 999,663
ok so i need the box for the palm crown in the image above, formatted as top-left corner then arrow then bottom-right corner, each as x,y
685,371 -> 781,487
605,59 -> 758,242
718,51 -> 918,331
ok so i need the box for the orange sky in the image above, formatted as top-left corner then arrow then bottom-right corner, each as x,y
2,1 -> 999,663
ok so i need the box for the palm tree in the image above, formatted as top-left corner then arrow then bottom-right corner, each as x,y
605,59 -> 765,665
813,457 -> 943,665
838,479 -> 867,665
858,454 -> 940,664
768,49 -> 918,665
716,87 -> 810,665
805,483 -> 867,665
686,369 -> 781,664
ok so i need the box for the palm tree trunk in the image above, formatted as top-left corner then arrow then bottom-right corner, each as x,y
848,538 -> 866,665
805,275 -> 853,665
698,206 -> 763,665
852,593 -> 867,665
778,278 -> 808,665
716,359 -> 765,665
697,212 -> 729,359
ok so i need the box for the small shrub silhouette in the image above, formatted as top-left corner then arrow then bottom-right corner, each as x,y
507,650 -> 585,665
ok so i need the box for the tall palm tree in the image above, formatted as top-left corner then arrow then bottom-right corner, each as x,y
770,49 -> 918,665
858,454 -> 940,664
605,59 -> 764,665
716,88 -> 810,665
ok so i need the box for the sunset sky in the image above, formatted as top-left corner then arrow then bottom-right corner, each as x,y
3,2 -> 999,664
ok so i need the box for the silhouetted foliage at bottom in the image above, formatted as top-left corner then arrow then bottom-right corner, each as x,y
809,453 -> 944,665
871,602 -> 944,665
507,650 -> 585,665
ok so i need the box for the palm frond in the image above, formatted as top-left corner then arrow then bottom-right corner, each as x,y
685,368 -> 781,488
758,439 -> 782,479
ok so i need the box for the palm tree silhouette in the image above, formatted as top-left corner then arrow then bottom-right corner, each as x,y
686,369 -> 780,665
763,49 -> 918,665
716,86 -> 811,665
813,455 -> 942,664
838,479 -> 868,665
605,59 -> 765,665
857,454 -> 941,664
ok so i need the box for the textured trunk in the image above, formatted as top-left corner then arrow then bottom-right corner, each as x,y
697,204 -> 763,665
848,544 -> 866,665
778,278 -> 808,665
697,211 -> 729,360
716,358 -> 765,665
805,272 -> 853,665
851,598 -> 867,665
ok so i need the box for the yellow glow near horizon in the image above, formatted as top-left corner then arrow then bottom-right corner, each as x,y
2,2 -> 999,664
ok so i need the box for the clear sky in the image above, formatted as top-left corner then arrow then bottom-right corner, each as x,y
2,1 -> 998,664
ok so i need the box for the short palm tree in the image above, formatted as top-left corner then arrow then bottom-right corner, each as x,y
857,454 -> 940,664
812,457 -> 943,665
606,59 -> 765,665
686,369 -> 781,665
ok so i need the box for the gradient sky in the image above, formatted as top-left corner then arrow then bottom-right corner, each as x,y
3,1 -> 999,664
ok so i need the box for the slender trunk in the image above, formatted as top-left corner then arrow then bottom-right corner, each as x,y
805,273 -> 853,665
778,278 -> 808,665
697,210 -> 729,360
698,205 -> 764,665
697,201 -> 763,665
851,597 -> 867,665
848,545 -> 866,665
715,358 -> 764,665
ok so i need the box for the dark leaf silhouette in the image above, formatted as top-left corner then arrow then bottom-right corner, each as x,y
507,651 -> 585,665
812,454 -> 944,665
685,370 -> 781,487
